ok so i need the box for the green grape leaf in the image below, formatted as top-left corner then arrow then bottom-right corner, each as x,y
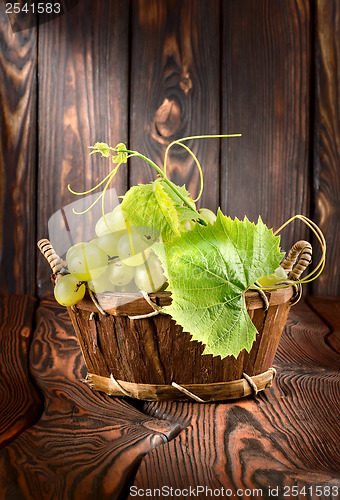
176,205 -> 201,222
159,210 -> 284,358
157,178 -> 190,205
112,143 -> 128,164
120,181 -> 182,242
89,142 -> 111,157
157,178 -> 197,214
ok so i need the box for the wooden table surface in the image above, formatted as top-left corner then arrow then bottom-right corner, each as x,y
0,294 -> 339,500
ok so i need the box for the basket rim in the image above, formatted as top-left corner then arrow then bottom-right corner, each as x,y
71,286 -> 294,316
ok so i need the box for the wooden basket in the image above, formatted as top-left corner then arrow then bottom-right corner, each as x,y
38,239 -> 312,402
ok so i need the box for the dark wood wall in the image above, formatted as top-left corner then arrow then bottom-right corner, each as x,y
0,0 -> 339,297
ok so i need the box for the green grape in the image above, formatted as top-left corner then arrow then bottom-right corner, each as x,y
115,281 -> 139,293
66,242 -> 108,281
180,219 -> 195,232
110,204 -> 129,231
88,272 -> 116,293
257,266 -> 288,287
95,212 -> 115,237
107,259 -> 134,286
95,205 -> 127,236
198,208 -> 217,224
117,230 -> 151,266
134,254 -> 167,293
54,274 -> 85,306
92,230 -> 126,259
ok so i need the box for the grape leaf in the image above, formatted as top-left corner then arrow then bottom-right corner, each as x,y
112,143 -> 128,164
120,181 -> 182,242
156,178 -> 199,221
159,210 -> 284,358
176,205 -> 201,222
157,178 -> 191,205
90,142 -> 111,157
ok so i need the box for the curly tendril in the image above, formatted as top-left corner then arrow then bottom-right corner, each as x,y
68,136 -> 241,223
163,134 -> 242,203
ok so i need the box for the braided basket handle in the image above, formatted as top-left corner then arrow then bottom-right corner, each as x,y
281,240 -> 312,281
37,239 -> 65,275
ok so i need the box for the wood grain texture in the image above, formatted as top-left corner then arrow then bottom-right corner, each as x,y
131,396 -> 340,499
0,296 -> 184,499
312,0 -> 340,296
275,298 -> 340,370
0,5 -> 37,294
306,296 -> 340,355
37,0 -> 130,295
221,0 -> 311,254
131,300 -> 340,498
0,295 -> 41,449
129,0 -> 221,212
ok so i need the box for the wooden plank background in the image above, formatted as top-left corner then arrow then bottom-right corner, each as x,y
0,0 -> 339,297
0,4 -> 37,295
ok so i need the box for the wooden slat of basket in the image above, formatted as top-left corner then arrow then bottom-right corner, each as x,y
68,292 -> 293,387
84,369 -> 276,402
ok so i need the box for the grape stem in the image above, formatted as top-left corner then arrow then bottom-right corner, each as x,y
75,281 -> 86,292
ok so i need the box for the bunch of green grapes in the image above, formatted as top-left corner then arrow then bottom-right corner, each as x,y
54,205 -> 167,307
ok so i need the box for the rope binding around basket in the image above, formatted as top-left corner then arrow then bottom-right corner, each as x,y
128,290 -> 164,319
84,367 -> 277,402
